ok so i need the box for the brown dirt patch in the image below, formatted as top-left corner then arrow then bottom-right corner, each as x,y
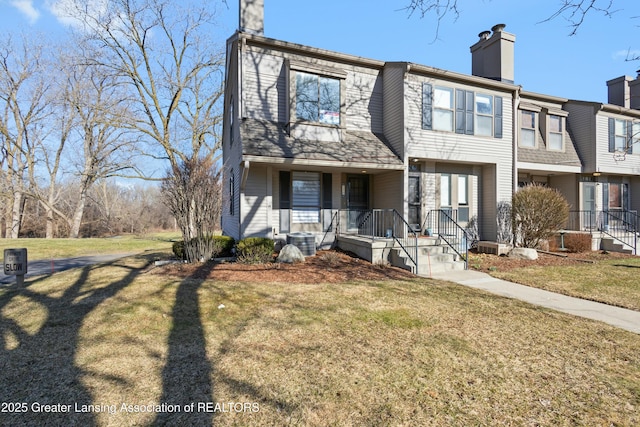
155,250 -> 417,283
469,249 -> 636,272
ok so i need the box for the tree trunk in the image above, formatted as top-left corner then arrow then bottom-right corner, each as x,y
69,193 -> 87,239
9,192 -> 24,238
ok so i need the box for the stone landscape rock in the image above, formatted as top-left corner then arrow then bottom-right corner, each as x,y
277,244 -> 305,263
508,247 -> 538,260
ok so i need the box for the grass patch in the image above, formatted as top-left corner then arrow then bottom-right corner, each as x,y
0,232 -> 179,260
492,256 -> 640,311
1,259 -> 639,425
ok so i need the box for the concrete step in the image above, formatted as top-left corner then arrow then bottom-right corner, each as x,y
601,237 -> 634,255
390,245 -> 466,275
417,259 -> 466,276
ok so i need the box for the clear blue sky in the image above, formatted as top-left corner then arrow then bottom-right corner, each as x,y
1,0 -> 639,103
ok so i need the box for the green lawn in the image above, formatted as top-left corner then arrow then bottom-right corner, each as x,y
0,232 -> 179,260
1,251 -> 638,426
485,255 -> 640,311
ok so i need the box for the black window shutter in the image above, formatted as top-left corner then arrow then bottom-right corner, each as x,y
494,96 -> 503,138
465,91 -> 474,135
603,183 -> 609,212
608,118 -> 615,152
422,83 -> 433,130
279,171 -> 291,209
322,173 -> 332,209
626,120 -> 632,151
455,89 -> 465,134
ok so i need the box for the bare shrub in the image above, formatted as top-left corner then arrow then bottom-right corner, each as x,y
564,233 -> 592,253
318,252 -> 342,268
512,184 -> 569,249
496,201 -> 512,244
374,259 -> 391,269
161,157 -> 222,263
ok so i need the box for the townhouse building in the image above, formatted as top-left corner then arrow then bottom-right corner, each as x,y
222,0 -> 639,271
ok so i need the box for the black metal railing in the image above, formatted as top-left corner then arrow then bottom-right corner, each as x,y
319,210 -> 340,249
424,209 -> 471,268
336,209 -> 418,271
566,210 -> 637,254
599,210 -> 638,254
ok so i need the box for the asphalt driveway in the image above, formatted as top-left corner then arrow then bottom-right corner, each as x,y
0,253 -> 136,285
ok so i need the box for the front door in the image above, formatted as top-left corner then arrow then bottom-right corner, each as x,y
582,182 -> 596,230
347,175 -> 369,231
408,175 -> 421,231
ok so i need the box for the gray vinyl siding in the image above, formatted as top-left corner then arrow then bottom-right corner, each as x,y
221,165 -> 241,240
382,64 -> 406,157
345,71 -> 383,132
242,49 -> 286,122
241,165 -> 271,238
596,113 -> 640,174
372,171 -> 403,211
272,170 -> 280,235
242,44 -> 384,133
480,164 -> 498,240
549,175 -> 578,209
564,102 -> 597,170
221,39 -> 242,240
405,79 -> 514,170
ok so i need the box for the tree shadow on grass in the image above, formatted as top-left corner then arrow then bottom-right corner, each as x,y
153,262 -> 216,426
0,253 -> 158,426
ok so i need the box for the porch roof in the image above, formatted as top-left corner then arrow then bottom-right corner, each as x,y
240,119 -> 404,169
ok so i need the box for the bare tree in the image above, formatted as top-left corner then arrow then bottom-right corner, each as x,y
53,0 -> 226,247
0,35 -> 52,238
404,0 -> 621,37
55,0 -> 225,169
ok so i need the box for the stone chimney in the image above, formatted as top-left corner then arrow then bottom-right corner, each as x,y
239,0 -> 264,35
470,24 -> 516,83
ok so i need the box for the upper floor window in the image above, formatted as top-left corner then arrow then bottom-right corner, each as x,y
520,110 -> 536,147
633,122 -> 640,154
548,114 -> 563,151
296,72 -> 340,125
422,83 -> 503,138
433,87 -> 454,131
608,118 -> 637,153
475,93 -> 493,136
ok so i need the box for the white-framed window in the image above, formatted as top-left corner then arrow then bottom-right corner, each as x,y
520,110 -> 536,148
548,114 -> 563,151
475,93 -> 493,136
433,86 -> 454,132
632,122 -> 640,155
422,83 -> 503,138
296,72 -> 340,125
614,119 -> 627,151
292,172 -> 321,223
440,174 -> 451,207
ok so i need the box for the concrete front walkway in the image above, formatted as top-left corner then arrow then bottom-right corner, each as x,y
429,269 -> 640,335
